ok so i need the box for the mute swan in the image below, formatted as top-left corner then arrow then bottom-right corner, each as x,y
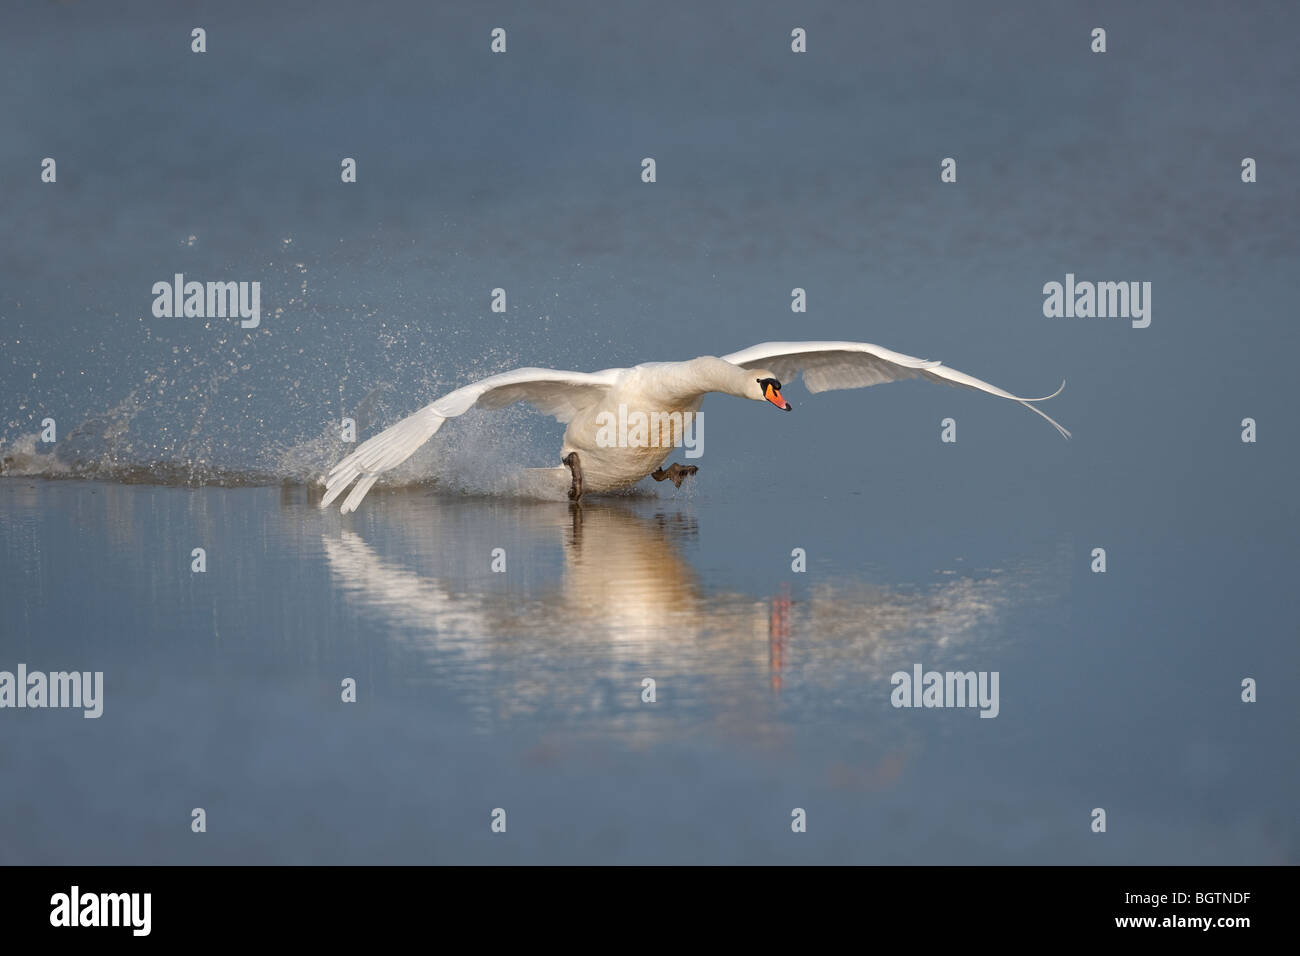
321,340 -> 1069,513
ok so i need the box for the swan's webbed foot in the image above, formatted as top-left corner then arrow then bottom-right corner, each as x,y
651,463 -> 699,488
562,452 -> 584,501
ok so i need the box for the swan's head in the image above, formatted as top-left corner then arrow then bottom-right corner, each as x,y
750,370 -> 792,411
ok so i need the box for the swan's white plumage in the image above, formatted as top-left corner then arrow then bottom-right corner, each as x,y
322,367 -> 618,511
721,341 -> 1071,439
321,341 -> 1068,513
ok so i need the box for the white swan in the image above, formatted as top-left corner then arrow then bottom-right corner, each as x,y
321,340 -> 1069,513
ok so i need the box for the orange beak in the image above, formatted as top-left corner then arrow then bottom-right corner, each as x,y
764,383 -> 792,411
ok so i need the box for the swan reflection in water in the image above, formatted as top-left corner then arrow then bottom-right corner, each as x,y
322,494 -> 1055,746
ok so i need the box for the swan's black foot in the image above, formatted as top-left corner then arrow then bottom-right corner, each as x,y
651,463 -> 699,488
562,452 -> 584,501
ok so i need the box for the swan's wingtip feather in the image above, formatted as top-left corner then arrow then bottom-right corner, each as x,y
1021,378 -> 1067,403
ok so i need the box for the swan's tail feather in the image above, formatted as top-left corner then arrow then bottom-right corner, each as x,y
320,406 -> 446,513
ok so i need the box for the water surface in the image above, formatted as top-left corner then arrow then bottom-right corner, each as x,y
1,1 -> 1296,863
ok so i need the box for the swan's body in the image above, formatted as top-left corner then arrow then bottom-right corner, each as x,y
321,341 -> 1069,513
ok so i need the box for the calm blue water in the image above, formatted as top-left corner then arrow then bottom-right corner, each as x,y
1,1 -> 1296,863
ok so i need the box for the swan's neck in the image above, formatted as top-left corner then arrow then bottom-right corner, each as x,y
679,356 -> 751,398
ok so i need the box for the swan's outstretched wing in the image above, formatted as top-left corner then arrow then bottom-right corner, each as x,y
721,341 -> 1070,439
321,366 -> 619,513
